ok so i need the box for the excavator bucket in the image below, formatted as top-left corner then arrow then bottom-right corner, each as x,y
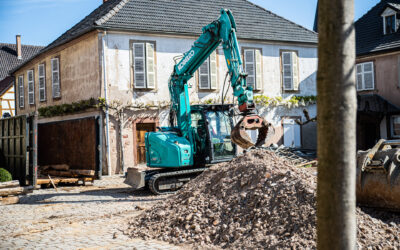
231,115 -> 273,149
356,139 -> 400,211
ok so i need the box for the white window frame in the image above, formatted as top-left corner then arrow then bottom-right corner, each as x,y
198,51 -> 217,90
356,62 -> 375,91
281,51 -> 299,92
131,41 -> 156,89
382,7 -> 398,35
18,75 -> 24,108
27,70 -> 35,105
391,115 -> 400,138
51,57 -> 60,98
244,48 -> 262,91
38,64 -> 46,101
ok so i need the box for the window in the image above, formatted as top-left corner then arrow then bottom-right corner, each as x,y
51,58 -> 60,98
244,49 -> 262,90
18,75 -> 24,108
38,64 -> 46,101
385,15 -> 396,34
198,51 -> 217,90
281,51 -> 299,91
27,70 -> 35,105
356,62 -> 374,91
131,42 -> 156,89
391,115 -> 400,138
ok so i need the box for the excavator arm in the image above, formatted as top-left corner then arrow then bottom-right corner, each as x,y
169,9 -> 271,149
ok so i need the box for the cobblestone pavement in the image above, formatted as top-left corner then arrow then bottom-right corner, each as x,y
0,176 -> 186,249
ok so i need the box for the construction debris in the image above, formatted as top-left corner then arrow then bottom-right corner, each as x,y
126,149 -> 400,249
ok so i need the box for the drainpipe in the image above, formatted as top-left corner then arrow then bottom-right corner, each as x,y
102,31 -> 112,176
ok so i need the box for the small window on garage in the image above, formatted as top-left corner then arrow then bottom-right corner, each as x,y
391,115 -> 400,138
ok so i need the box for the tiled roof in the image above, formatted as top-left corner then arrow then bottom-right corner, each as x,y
99,0 -> 317,43
0,43 -> 43,80
0,76 -> 14,96
11,0 -> 317,73
355,0 -> 400,56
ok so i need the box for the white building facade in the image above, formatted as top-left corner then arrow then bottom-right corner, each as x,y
102,31 -> 318,172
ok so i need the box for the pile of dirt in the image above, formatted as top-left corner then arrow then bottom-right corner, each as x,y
126,149 -> 400,249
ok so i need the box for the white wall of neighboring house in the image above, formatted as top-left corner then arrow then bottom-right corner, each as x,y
1,86 -> 15,116
103,31 -> 318,172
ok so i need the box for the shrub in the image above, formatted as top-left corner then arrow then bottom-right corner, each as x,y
0,168 -> 12,182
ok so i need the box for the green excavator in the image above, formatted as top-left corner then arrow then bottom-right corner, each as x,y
126,9 -> 271,194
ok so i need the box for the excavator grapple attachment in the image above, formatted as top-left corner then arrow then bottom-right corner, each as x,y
357,139 -> 400,211
231,115 -> 272,149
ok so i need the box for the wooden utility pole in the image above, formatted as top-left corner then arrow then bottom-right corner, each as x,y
317,0 -> 357,249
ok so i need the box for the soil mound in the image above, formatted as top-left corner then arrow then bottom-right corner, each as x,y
127,149 -> 400,249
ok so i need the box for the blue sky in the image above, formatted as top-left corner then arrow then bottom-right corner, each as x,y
0,0 -> 380,46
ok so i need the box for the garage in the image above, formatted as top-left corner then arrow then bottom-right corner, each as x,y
37,116 -> 102,183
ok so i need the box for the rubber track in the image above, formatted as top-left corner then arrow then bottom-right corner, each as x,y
148,168 -> 208,195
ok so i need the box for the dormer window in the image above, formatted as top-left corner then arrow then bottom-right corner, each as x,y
381,7 -> 398,35
385,15 -> 396,34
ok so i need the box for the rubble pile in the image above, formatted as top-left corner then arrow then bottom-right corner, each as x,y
127,149 -> 400,249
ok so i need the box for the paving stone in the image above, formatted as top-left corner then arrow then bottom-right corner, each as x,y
0,176 -> 184,249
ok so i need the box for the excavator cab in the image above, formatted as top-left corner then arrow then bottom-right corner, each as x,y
191,104 -> 236,165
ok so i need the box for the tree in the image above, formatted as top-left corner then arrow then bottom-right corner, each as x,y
317,0 -> 357,249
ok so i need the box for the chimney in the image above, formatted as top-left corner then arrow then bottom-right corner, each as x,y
103,0 -> 108,3
16,35 -> 22,60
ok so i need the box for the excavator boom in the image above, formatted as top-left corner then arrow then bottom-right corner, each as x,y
168,9 -> 271,149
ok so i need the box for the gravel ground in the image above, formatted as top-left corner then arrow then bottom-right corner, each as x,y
0,176 -> 185,250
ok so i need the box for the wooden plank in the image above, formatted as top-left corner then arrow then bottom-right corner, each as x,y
36,177 -> 94,185
45,170 -> 75,177
70,170 -> 95,176
0,180 -> 20,188
1,196 -> 19,205
0,186 -> 27,196
49,164 -> 70,171
47,175 -> 58,192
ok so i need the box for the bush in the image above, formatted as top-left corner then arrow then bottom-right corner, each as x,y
0,168 -> 12,182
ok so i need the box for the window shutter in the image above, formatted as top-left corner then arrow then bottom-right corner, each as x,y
255,49 -> 262,90
199,58 -> 210,89
133,43 -> 146,88
356,64 -> 363,90
38,64 -> 46,101
244,49 -> 255,89
363,62 -> 374,90
18,75 -> 24,108
27,70 -> 34,105
282,52 -> 293,90
210,51 -> 217,89
51,58 -> 60,98
292,52 -> 299,91
146,43 -> 155,89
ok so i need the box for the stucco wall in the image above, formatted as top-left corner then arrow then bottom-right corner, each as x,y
103,32 -> 318,172
357,52 -> 400,107
104,32 -> 317,105
14,32 -> 100,115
